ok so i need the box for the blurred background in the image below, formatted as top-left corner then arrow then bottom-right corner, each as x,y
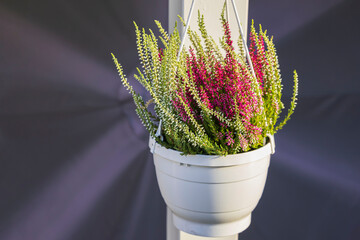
0,0 -> 359,239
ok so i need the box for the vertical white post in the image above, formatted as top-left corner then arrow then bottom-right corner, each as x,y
167,208 -> 180,240
167,208 -> 238,240
169,0 -> 249,45
167,1 -> 249,240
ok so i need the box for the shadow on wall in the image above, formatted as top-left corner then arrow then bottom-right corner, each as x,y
276,0 -> 360,96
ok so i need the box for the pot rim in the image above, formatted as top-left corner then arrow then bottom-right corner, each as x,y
149,135 -> 275,167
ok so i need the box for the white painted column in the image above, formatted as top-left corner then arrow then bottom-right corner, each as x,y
167,207 -> 238,240
167,1 -> 249,240
169,0 -> 249,45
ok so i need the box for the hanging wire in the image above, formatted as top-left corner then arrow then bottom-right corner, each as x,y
230,0 -> 257,80
226,0 -> 230,21
155,0 -> 197,141
177,0 -> 197,61
155,0 -> 257,143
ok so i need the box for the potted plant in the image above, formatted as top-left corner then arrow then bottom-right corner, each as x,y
112,3 -> 298,237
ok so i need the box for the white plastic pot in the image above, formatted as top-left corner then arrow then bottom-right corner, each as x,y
149,135 -> 275,237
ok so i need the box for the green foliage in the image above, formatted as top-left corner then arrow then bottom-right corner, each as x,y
112,7 -> 298,155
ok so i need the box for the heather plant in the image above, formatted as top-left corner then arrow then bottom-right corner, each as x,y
112,7 -> 298,155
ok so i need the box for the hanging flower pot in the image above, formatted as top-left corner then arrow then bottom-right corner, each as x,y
149,134 -> 275,237
112,0 -> 298,237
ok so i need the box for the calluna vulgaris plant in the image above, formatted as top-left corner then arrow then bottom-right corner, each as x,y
112,7 -> 298,155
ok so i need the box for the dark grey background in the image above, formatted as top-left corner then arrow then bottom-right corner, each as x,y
0,0 -> 359,239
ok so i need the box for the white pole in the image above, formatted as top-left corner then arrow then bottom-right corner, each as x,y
167,207 -> 237,240
167,208 -> 180,240
167,1 -> 250,240
169,0 -> 249,44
